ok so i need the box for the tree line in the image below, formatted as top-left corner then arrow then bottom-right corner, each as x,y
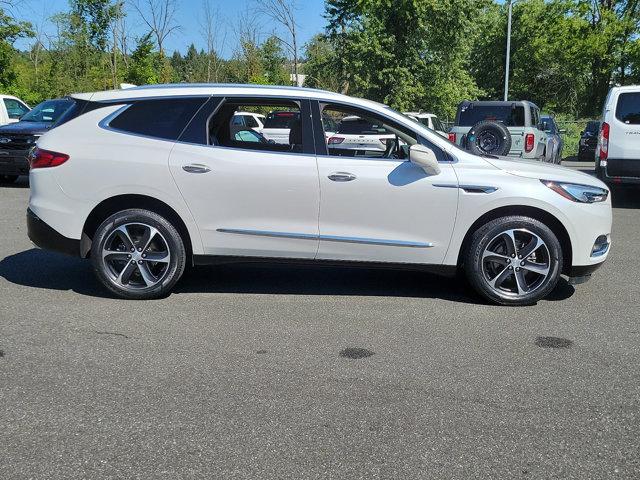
1,0 -> 639,120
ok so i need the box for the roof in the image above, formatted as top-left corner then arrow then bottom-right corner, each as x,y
71,83 -> 361,105
459,100 -> 540,109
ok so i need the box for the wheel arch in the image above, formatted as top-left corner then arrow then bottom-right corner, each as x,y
456,205 -> 573,275
81,194 -> 194,261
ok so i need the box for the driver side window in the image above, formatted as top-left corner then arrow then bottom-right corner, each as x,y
319,103 -> 417,160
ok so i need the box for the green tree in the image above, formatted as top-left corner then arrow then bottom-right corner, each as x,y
0,7 -> 33,90
126,33 -> 159,85
324,0 -> 486,117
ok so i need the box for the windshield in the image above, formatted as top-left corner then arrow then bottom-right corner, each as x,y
20,99 -> 73,123
458,105 -> 525,127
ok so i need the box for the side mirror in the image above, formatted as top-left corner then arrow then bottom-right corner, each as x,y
409,144 -> 441,175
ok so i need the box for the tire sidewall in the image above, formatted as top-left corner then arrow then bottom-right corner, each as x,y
90,209 -> 186,300
466,216 -> 563,306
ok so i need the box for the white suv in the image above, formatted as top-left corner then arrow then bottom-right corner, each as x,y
597,85 -> 640,185
27,84 -> 612,305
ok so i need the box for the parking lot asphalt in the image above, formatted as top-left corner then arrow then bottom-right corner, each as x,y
1,167 -> 639,479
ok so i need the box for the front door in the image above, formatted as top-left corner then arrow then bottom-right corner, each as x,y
314,102 -> 459,265
168,97 -> 320,259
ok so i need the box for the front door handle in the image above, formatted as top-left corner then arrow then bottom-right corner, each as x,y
328,172 -> 356,182
182,164 -> 211,174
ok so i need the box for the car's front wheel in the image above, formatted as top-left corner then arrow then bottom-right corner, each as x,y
464,216 -> 563,306
90,209 -> 186,300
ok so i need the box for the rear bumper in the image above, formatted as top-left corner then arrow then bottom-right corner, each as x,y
27,208 -> 80,256
600,158 -> 640,184
0,151 -> 29,176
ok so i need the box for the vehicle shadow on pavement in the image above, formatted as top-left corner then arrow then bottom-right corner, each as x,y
0,249 -> 575,304
0,248 -> 111,298
611,187 -> 640,209
176,264 -> 575,304
0,176 -> 29,189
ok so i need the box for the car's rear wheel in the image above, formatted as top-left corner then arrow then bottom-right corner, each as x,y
0,175 -> 19,184
465,216 -> 563,306
91,209 -> 186,300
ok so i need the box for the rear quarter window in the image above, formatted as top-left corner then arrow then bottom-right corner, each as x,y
108,98 -> 208,140
615,92 -> 640,125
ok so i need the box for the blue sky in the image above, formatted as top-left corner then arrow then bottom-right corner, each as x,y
12,0 -> 327,57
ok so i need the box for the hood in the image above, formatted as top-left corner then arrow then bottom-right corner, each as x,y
0,121 -> 52,136
483,156 -> 605,187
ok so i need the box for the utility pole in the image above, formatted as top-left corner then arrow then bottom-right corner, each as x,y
504,0 -> 514,101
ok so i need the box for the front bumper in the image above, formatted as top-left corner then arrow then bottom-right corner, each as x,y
27,208 -> 80,256
0,151 -> 29,176
567,262 -> 605,285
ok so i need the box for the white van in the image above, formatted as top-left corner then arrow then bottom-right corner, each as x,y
597,85 -> 640,185
0,94 -> 30,125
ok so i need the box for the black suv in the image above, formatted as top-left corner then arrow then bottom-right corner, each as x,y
577,120 -> 600,162
0,98 -> 75,184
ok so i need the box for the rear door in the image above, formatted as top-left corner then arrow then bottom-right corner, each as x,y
169,96 -> 320,259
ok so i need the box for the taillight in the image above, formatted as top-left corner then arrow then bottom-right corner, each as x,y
29,148 -> 70,169
448,132 -> 457,143
328,137 -> 344,145
525,133 -> 535,152
599,122 -> 610,161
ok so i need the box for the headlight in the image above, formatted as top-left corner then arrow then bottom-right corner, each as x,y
541,180 -> 608,203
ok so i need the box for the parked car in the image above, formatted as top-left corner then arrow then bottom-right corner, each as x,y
0,94 -> 30,126
577,120 -> 600,161
404,112 -> 447,137
596,85 -> 640,185
0,98 -> 74,184
449,100 -> 548,160
231,111 -> 265,133
27,84 -> 611,306
540,115 -> 565,164
327,116 -> 395,152
261,110 -> 300,144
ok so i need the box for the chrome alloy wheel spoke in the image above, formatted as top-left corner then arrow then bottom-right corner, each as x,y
482,228 -> 551,297
103,223 -> 171,289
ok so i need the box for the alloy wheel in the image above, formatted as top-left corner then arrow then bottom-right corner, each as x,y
101,223 -> 171,290
481,228 -> 551,297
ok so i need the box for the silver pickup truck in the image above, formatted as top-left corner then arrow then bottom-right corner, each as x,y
448,100 -> 550,161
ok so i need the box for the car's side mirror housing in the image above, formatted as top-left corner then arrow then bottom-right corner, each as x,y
409,145 -> 441,175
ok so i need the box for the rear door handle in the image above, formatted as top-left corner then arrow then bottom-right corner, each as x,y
328,172 -> 356,182
182,164 -> 211,174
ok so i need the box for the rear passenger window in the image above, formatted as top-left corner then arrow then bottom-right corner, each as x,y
616,93 -> 640,124
208,99 -> 307,153
108,98 -> 207,140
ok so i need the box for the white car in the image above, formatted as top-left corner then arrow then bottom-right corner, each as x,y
0,94 -> 30,126
327,116 -> 395,152
597,85 -> 640,185
27,84 -> 612,305
404,112 -> 447,137
231,111 -> 265,133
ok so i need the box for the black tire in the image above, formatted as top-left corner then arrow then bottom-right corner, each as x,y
0,175 -> 19,184
464,216 -> 563,306
466,121 -> 512,156
90,209 -> 186,300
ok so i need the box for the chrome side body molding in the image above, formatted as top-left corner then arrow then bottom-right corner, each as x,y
217,228 -> 434,248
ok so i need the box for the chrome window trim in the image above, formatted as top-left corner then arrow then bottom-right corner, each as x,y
217,228 -> 434,248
